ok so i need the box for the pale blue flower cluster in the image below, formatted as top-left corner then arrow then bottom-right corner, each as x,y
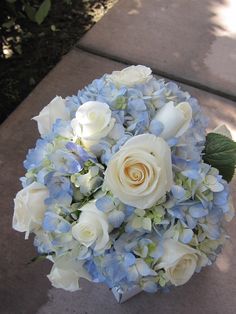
19,68 -> 233,294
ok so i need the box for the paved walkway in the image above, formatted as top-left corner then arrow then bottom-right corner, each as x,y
79,0 -> 236,100
1,1 -> 236,314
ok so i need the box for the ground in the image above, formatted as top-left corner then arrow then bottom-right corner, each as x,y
0,0 -> 116,124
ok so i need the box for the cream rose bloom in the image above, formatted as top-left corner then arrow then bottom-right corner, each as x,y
47,257 -> 91,292
72,201 -> 109,252
71,101 -> 115,151
153,101 -> 192,140
33,96 -> 69,137
104,134 -> 173,209
156,239 -> 200,286
109,65 -> 152,87
12,182 -> 49,238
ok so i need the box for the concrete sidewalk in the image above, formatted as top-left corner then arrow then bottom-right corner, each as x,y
79,0 -> 236,100
1,1 -> 236,313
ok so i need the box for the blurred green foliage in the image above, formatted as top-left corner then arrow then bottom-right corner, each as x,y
1,0 -> 74,59
5,0 -> 50,25
0,0 -> 116,123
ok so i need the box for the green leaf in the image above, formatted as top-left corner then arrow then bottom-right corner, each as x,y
24,4 -> 36,22
27,254 -> 46,264
159,277 -> 166,287
14,44 -> 22,55
2,19 -> 15,28
203,133 -> 236,182
35,0 -> 51,25
27,252 -> 54,264
63,0 -> 72,4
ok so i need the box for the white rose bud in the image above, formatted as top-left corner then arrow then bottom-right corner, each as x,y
47,257 -> 91,292
33,96 -> 69,137
156,239 -> 200,286
153,101 -> 192,140
104,134 -> 173,209
12,182 -> 49,238
71,101 -> 115,153
72,201 -> 109,252
109,65 -> 152,87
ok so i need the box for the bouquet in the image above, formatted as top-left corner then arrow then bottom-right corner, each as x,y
13,65 -> 236,299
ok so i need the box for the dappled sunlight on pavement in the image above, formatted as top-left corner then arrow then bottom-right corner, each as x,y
211,0 -> 236,37
204,0 -> 236,87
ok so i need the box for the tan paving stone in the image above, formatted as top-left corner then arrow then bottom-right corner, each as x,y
79,0 -> 236,99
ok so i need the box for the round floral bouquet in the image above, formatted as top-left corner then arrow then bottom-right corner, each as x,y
13,65 -> 235,296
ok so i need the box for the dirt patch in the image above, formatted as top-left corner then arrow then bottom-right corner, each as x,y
0,0 -> 117,124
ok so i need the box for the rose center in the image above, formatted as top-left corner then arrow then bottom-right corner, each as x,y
173,257 -> 193,278
88,111 -> 97,121
124,162 -> 149,186
77,223 -> 97,244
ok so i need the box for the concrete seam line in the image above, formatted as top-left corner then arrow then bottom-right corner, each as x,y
75,45 -> 236,102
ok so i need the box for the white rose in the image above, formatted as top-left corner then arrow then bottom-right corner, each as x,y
156,239 -> 200,286
12,182 -> 49,239
109,65 -> 152,87
71,101 -> 115,151
104,134 -> 173,209
47,257 -> 91,292
33,96 -> 69,137
153,101 -> 192,140
72,201 -> 109,252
